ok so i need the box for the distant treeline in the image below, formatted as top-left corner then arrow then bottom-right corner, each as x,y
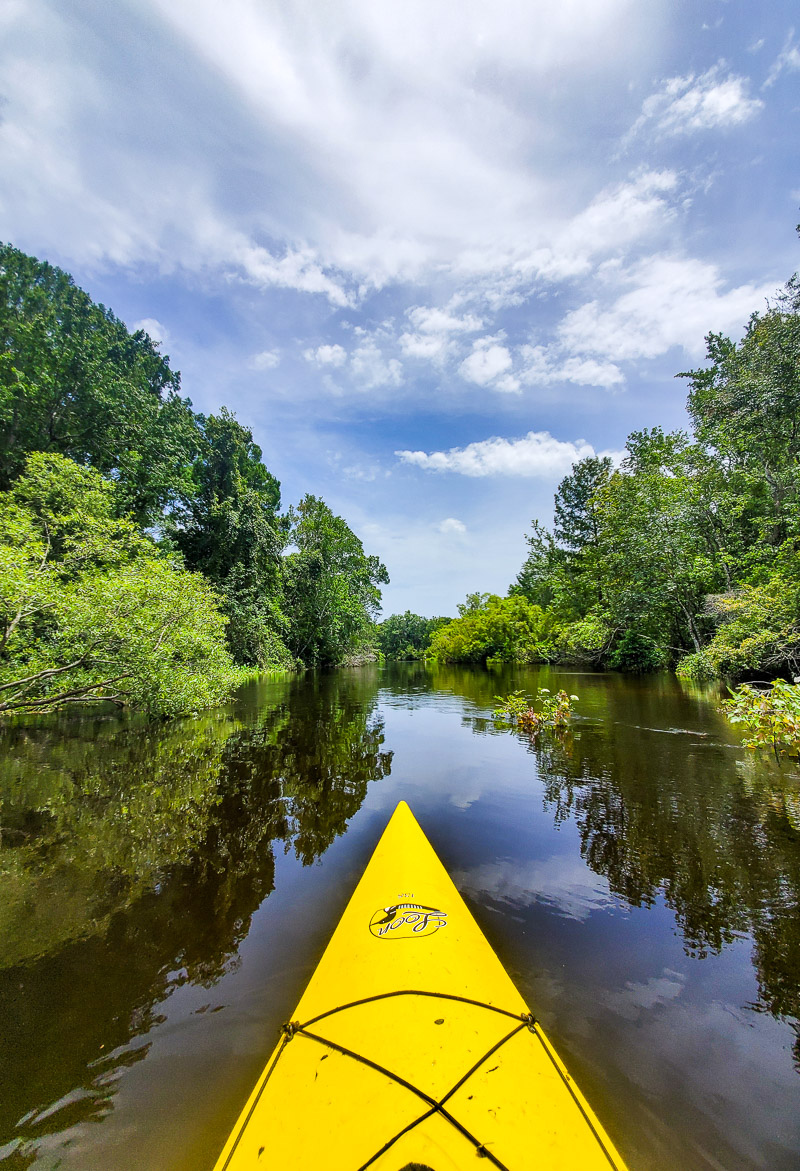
0,244 -> 388,715
382,259 -> 800,681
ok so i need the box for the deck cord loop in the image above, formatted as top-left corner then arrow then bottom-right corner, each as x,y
223,993 -> 620,1171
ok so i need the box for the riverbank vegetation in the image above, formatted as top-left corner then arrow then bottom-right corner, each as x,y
0,244 -> 387,715
415,264 -> 800,686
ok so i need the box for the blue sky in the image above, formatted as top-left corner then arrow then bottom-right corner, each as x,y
1,0 -> 798,615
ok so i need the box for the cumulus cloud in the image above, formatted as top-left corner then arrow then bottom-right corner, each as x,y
407,306 -> 484,334
518,345 -> 624,390
350,340 -> 403,389
437,517 -> 467,535
132,317 -> 170,346
304,343 -> 348,366
557,255 -> 776,362
629,62 -> 763,138
249,348 -> 280,370
396,431 -> 605,477
459,336 -> 519,392
399,304 -> 484,365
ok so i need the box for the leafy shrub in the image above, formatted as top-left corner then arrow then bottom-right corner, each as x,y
702,572 -> 800,679
493,688 -> 578,735
428,594 -> 560,664
559,614 -> 614,663
608,629 -> 667,673
0,453 -> 238,716
722,680 -> 800,761
675,650 -> 716,681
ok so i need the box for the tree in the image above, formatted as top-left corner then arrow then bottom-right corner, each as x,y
513,457 -> 612,618
681,276 -> 800,555
0,454 -> 237,715
283,495 -> 389,667
427,593 -> 560,664
0,243 -> 200,524
594,429 -> 722,664
171,408 -> 290,667
377,612 -> 451,660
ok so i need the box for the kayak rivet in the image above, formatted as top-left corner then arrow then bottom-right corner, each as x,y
434,1018 -> 445,1025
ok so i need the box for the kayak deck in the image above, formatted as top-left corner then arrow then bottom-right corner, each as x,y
213,801 -> 629,1170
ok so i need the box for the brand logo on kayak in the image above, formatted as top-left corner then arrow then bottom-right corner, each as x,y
369,902 -> 448,938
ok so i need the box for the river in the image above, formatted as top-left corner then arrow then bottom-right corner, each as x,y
1,663 -> 799,1169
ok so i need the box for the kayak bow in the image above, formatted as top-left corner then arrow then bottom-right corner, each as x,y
213,800 -> 629,1170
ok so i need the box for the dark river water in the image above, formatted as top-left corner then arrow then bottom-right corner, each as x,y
1,663 -> 799,1170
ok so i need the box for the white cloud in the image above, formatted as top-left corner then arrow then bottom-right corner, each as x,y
0,0 -> 666,302
407,306 -> 484,334
132,317 -> 170,346
350,340 -> 403,389
519,345 -> 624,389
459,336 -> 518,392
509,170 -> 679,285
248,348 -> 280,370
453,854 -> 619,921
630,62 -> 763,138
399,304 -> 484,365
304,343 -> 348,366
437,517 -> 467,535
557,255 -> 776,362
764,30 -> 800,87
396,431 -> 602,477
399,331 -> 454,363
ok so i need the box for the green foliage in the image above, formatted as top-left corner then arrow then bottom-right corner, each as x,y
493,687 -> 578,734
507,265 -> 800,678
171,407 -> 292,668
682,277 -> 800,552
700,563 -> 800,679
0,453 -> 237,716
0,242 -> 200,524
608,630 -> 668,674
377,611 -> 450,660
558,614 -> 614,664
722,680 -> 800,761
428,594 -> 560,664
675,650 -> 716,682
283,495 -> 389,668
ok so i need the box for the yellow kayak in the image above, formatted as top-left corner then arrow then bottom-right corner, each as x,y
213,801 -> 629,1170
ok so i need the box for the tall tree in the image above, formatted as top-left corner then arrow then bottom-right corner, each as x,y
171,409 -> 289,667
283,496 -> 388,668
0,243 -> 200,523
680,275 -> 800,556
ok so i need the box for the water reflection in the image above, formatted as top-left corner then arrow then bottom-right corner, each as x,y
0,669 -> 391,1164
2,664 -> 800,1169
450,667 -> 800,1069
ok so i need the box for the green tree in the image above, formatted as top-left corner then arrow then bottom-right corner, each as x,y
283,495 -> 389,667
428,593 -> 560,664
594,430 -> 721,665
0,453 -> 237,715
0,243 -> 200,523
681,275 -> 800,557
377,611 -> 451,660
171,408 -> 290,668
513,457 -> 612,618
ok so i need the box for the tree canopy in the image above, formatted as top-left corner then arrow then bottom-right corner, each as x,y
0,244 -> 390,714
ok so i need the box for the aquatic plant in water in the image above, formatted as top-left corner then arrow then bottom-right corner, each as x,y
493,687 -> 578,735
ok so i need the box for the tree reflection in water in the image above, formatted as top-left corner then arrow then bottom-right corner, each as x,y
497,681 -> 800,1070
0,668 -> 391,1162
